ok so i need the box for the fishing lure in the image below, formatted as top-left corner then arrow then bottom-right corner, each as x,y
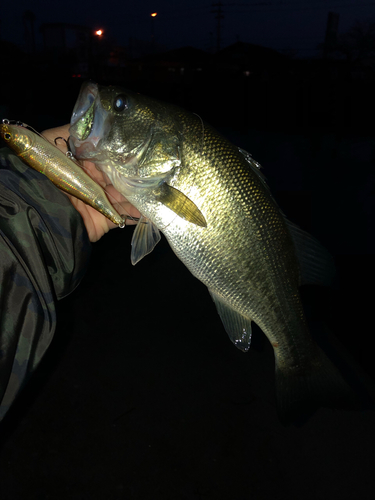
0,120 -> 133,226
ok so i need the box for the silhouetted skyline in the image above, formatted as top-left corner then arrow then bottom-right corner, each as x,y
1,0 -> 374,57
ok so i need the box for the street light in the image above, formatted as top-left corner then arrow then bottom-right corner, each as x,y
151,12 -> 157,42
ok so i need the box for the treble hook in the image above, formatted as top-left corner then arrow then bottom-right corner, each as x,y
54,136 -> 72,152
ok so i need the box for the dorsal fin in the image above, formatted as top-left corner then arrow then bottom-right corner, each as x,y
238,148 -> 335,287
286,221 -> 335,286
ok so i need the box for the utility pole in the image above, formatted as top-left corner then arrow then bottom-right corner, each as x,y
23,10 -> 36,54
211,2 -> 224,53
324,11 -> 339,58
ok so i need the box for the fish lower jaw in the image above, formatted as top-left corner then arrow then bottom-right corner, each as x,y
69,139 -> 97,160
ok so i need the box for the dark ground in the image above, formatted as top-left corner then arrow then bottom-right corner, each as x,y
0,122 -> 374,498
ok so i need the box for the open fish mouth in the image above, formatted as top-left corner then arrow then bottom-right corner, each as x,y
70,81 -> 98,140
69,81 -> 110,159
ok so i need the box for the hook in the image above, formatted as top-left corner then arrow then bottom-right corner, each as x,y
54,136 -> 73,156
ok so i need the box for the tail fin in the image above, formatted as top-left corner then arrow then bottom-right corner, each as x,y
275,325 -> 375,424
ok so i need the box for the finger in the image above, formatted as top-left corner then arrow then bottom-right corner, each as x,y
103,184 -> 127,204
43,125 -> 142,226
80,160 -> 107,186
66,194 -> 111,241
80,164 -> 142,219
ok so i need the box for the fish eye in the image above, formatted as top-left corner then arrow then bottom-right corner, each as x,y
113,94 -> 128,112
4,133 -> 11,141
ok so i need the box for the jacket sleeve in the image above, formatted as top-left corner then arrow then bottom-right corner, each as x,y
0,148 -> 91,420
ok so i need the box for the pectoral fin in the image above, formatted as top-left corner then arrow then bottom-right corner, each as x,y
131,216 -> 161,265
209,290 -> 252,352
154,183 -> 207,227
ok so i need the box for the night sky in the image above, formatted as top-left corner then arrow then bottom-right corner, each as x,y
1,0 -> 374,56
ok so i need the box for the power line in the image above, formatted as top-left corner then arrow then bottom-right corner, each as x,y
223,1 -> 375,12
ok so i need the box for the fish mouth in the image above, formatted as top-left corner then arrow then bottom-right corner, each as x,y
69,81 -> 110,160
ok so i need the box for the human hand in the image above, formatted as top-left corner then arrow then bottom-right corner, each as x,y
42,125 -> 141,242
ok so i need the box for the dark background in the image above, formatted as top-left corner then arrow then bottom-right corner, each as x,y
0,3 -> 375,499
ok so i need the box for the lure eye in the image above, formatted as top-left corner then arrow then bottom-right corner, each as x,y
4,133 -> 11,141
113,94 -> 128,112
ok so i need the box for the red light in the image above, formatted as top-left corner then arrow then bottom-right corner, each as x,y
151,13 -> 157,17
95,29 -> 103,36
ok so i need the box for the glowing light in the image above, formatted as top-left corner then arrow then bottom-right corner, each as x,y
151,12 -> 157,17
95,29 -> 103,36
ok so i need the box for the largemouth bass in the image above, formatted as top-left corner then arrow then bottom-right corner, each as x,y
0,121 -> 125,227
69,82 -> 365,421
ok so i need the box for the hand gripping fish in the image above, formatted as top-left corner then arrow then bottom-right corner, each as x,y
69,83 -> 375,420
0,120 -> 127,227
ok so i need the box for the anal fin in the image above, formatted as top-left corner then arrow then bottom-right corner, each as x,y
209,290 -> 252,352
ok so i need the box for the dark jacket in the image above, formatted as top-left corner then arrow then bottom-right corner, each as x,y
0,148 -> 91,420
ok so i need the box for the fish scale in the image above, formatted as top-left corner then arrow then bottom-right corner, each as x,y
69,82 -> 371,421
122,112 -> 315,379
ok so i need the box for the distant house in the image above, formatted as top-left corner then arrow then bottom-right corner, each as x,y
153,46 -> 211,73
40,23 -> 92,76
214,41 -> 289,76
40,23 -> 91,56
131,46 -> 212,83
